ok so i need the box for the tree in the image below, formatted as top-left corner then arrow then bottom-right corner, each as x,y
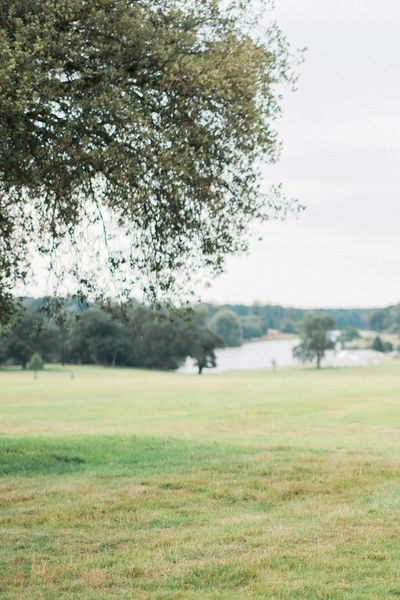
369,311 -> 387,332
181,309 -> 224,374
122,306 -> 219,372
372,335 -> 393,353
281,320 -> 296,334
0,328 -> 8,367
121,306 -> 182,370
28,352 -> 44,377
293,315 -> 336,369
0,307 -> 41,368
189,328 -> 224,375
0,0 -> 298,321
210,310 -> 243,347
384,340 -> 394,353
240,315 -> 264,340
67,309 -> 129,366
0,305 -> 67,367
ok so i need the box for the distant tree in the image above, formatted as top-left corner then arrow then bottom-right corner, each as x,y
0,330 -> 8,367
372,336 -> 384,352
393,306 -> 400,333
33,320 -> 68,364
0,308 -> 41,368
28,352 -> 44,377
67,309 -> 129,366
185,316 -> 224,374
123,307 -> 219,372
383,340 -> 394,353
293,315 -> 336,369
134,318 -> 189,370
240,315 -> 264,340
210,310 -> 243,347
383,304 -> 400,334
369,311 -> 387,332
281,321 -> 296,334
191,331 -> 222,374
123,307 -> 183,370
371,337 -> 393,353
0,305 -> 67,367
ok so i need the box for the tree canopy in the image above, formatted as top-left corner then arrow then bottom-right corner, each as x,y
369,311 -> 387,333
210,309 -> 243,347
0,302 -> 223,372
293,314 -> 336,369
0,0 -> 297,321
27,352 -> 44,373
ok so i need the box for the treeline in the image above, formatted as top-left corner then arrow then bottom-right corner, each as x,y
2,299 -> 399,371
25,298 -> 393,337
202,302 -> 400,340
367,305 -> 400,333
0,305 -> 223,373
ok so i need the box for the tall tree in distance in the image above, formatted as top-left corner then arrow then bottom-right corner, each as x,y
293,315 -> 336,369
0,0 -> 300,321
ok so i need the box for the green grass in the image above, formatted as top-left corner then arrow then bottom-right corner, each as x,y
1,362 -> 400,598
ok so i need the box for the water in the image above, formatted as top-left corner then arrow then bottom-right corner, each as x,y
178,338 -> 386,374
178,338 -> 298,374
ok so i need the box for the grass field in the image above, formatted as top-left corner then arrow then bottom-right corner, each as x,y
1,362 -> 400,599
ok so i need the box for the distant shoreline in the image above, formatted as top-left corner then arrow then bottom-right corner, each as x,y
247,332 -> 298,343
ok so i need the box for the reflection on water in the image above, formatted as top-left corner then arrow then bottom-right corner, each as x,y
178,338 -> 386,374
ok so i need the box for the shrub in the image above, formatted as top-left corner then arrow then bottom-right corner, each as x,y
28,353 -> 44,372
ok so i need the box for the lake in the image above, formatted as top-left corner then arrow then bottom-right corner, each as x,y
178,338 -> 386,374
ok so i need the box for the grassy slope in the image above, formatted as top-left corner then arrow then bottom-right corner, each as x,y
1,363 -> 400,599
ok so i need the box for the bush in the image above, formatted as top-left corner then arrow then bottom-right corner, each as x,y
28,353 -> 44,372
371,336 -> 392,353
372,336 -> 384,352
383,340 -> 394,353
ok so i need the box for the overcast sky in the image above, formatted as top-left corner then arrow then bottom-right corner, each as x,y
203,0 -> 400,308
23,1 -> 400,308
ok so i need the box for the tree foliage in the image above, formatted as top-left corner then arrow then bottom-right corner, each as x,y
204,303 -> 384,333
27,352 -> 44,372
240,314 -> 264,340
293,314 -> 336,369
67,309 -> 128,367
0,0 -> 297,320
372,335 -> 393,354
369,311 -> 387,333
0,303 -> 223,372
182,309 -> 223,374
210,309 -> 242,347
0,305 -> 65,367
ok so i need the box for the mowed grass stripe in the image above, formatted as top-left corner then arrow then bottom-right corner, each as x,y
1,362 -> 400,450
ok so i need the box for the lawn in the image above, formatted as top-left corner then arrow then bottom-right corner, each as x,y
1,362 -> 400,599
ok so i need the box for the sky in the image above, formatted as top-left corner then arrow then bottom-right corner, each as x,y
202,0 -> 400,308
